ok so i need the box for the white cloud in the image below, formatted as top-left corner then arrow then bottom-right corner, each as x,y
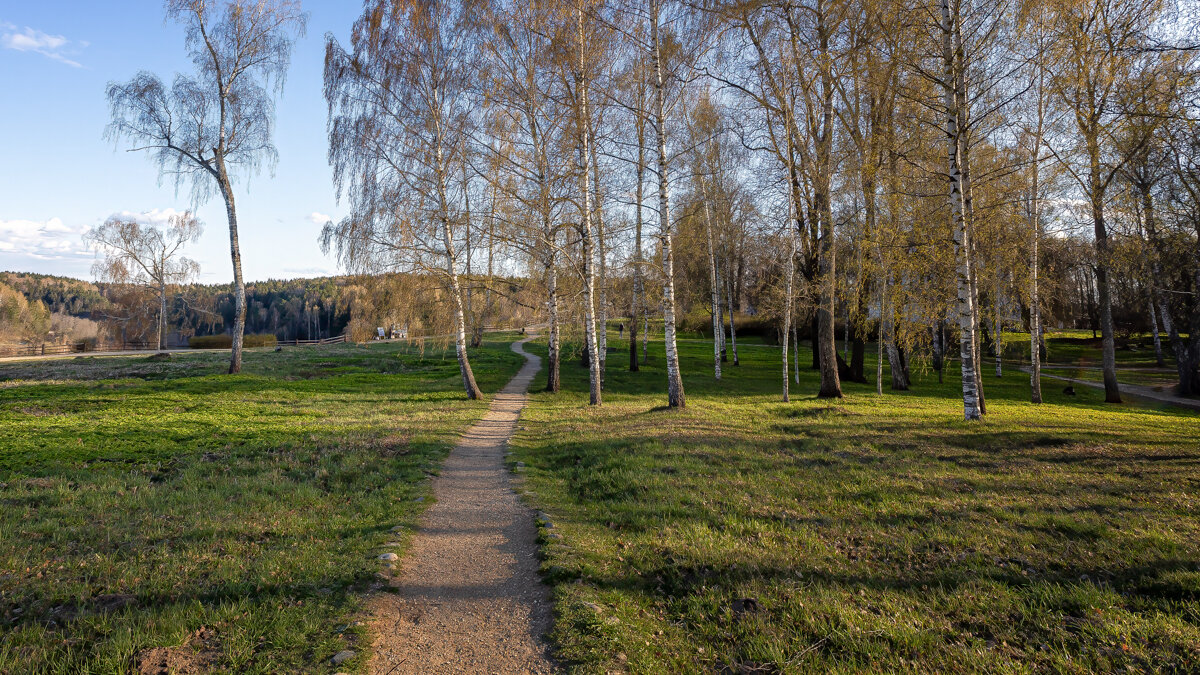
107,208 -> 192,228
1,23 -> 83,67
307,211 -> 333,226
0,217 -> 91,261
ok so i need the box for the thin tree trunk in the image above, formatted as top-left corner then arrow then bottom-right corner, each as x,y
575,7 -> 601,406
464,167 -> 479,348
217,175 -> 245,375
718,267 -> 727,362
934,319 -> 945,384
651,4 -> 684,408
884,289 -> 909,390
726,273 -> 739,366
436,134 -> 481,400
792,321 -> 800,385
591,138 -> 608,386
484,183 -> 495,336
1149,295 -> 1165,368
1089,141 -> 1121,403
158,282 -> 167,352
943,0 -> 981,420
1137,180 -> 1169,371
993,304 -> 1002,378
631,108 -> 645,373
643,309 -> 649,364
1030,189 -> 1043,402
530,87 -> 559,392
1028,74 -> 1045,403
954,22 -> 985,415
702,196 -> 721,379
782,220 -> 795,402
546,244 -> 561,393
843,303 -> 850,359
876,288 -> 884,396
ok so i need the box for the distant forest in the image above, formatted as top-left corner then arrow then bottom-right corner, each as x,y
1,271 -> 354,345
0,271 -> 535,348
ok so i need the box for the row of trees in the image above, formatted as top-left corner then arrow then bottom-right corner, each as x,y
0,281 -> 53,343
317,0 -> 1199,417
103,0 -> 1198,417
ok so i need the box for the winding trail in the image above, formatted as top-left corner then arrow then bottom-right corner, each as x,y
366,337 -> 555,674
1021,366 -> 1200,412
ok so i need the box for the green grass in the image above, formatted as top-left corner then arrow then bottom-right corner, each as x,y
511,332 -> 1200,673
0,338 -> 524,673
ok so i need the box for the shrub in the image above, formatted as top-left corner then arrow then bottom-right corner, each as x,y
189,334 -> 232,349
679,310 -> 781,345
244,333 -> 278,348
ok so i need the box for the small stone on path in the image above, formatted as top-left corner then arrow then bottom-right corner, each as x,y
330,650 -> 355,665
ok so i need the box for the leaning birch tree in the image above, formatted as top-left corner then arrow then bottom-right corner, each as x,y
105,0 -> 306,374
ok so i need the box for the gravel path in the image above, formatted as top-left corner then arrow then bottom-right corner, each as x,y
366,337 -> 555,674
1022,366 -> 1200,412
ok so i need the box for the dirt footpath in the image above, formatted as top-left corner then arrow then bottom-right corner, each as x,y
366,337 -> 555,674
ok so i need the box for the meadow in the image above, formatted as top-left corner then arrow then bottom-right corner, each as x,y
511,332 -> 1200,674
0,339 -> 524,673
2,330 -> 1197,674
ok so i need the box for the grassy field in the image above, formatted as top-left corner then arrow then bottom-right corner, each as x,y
511,333 -> 1200,673
0,338 -> 524,674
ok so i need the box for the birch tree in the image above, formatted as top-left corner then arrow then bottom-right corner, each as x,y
555,0 -> 606,405
1043,0 -> 1168,403
478,0 -> 570,391
323,0 -> 483,398
85,212 -> 202,351
106,0 -> 306,374
941,0 -> 983,419
687,93 -> 725,379
647,0 -> 696,407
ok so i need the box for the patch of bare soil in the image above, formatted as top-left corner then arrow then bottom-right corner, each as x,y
134,626 -> 222,675
366,337 -> 555,674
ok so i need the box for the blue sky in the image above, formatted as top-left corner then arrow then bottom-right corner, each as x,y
0,1 -> 361,283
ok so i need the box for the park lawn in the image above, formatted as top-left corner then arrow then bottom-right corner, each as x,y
0,337 -> 524,674
1000,329 -> 1180,369
510,333 -> 1200,674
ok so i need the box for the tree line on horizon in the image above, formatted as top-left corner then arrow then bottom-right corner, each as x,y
92,0 -> 1198,417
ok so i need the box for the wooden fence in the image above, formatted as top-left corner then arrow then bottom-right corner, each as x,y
0,341 -> 156,358
284,335 -> 348,346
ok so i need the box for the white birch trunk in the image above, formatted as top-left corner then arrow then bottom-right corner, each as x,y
943,0 -> 981,420
590,138 -> 608,385
575,6 -> 601,406
702,196 -> 721,379
651,3 -> 684,408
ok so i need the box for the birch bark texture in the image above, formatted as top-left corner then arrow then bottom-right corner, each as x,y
942,0 -> 983,420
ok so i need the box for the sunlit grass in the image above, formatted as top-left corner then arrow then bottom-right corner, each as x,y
0,338 -> 524,673
512,332 -> 1200,673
